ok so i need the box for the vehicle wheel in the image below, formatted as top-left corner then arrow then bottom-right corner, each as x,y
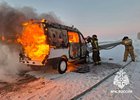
58,58 -> 67,74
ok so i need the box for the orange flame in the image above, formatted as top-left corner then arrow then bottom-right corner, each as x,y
67,63 -> 77,72
2,36 -> 5,41
17,21 -> 50,61
68,31 -> 79,43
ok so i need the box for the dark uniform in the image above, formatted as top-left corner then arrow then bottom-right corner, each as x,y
122,36 -> 135,62
91,35 -> 101,65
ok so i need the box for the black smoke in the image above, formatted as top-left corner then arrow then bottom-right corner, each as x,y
0,2 -> 63,82
0,2 -> 62,40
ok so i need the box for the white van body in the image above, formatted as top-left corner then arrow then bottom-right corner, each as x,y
19,22 -> 87,73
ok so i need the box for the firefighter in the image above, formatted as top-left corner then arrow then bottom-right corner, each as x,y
122,36 -> 135,62
86,36 -> 92,43
91,35 -> 101,65
86,36 -> 92,63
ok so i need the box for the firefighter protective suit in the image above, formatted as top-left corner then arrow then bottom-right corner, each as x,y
122,37 -> 135,62
91,35 -> 101,65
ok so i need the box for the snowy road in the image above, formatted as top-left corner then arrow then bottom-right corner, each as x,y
80,40 -> 140,100
0,62 -> 121,100
80,61 -> 140,100
0,40 -> 139,100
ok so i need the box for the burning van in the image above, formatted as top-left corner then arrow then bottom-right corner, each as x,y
18,19 -> 87,74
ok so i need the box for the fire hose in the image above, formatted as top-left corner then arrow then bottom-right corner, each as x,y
88,41 -> 122,53
99,41 -> 122,50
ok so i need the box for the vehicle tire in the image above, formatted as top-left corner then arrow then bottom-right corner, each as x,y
58,58 -> 67,74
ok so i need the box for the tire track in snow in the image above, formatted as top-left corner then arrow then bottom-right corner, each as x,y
71,61 -> 132,100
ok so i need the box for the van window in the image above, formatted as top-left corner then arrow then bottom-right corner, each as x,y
48,28 -> 68,48
68,32 -> 79,43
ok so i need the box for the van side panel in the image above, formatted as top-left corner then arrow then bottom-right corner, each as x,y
48,48 -> 69,59
47,28 -> 68,48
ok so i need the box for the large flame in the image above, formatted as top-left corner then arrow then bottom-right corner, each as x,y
17,21 -> 49,61
68,31 -> 79,43
0,35 -> 5,41
1,35 -> 5,41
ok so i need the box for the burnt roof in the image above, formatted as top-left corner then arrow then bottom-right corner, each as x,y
45,22 -> 81,33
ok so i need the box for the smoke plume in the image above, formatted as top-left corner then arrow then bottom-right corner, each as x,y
0,2 -> 62,40
0,43 -> 30,82
0,2 -> 62,82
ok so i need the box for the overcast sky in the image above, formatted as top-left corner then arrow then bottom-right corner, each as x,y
0,0 -> 140,40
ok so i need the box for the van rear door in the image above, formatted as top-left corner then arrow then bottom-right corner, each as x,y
68,31 -> 80,59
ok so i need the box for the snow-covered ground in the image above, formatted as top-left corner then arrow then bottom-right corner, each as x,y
81,39 -> 140,100
0,39 -> 139,100
81,60 -> 140,100
0,62 -> 121,100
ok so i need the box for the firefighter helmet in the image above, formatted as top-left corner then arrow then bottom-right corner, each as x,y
92,34 -> 97,38
87,36 -> 92,43
122,36 -> 129,40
